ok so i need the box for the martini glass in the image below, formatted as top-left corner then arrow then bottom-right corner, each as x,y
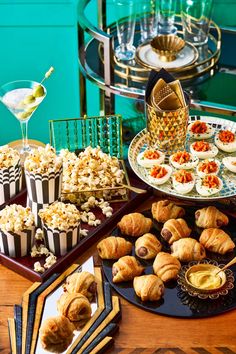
0,80 -> 47,153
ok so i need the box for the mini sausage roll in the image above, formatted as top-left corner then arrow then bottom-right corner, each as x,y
195,206 -> 229,229
151,200 -> 185,223
171,238 -> 206,262
161,218 -> 191,245
112,256 -> 144,283
153,252 -> 181,282
117,213 -> 152,237
199,228 -> 235,255
97,236 -> 132,259
133,274 -> 164,302
135,233 -> 162,259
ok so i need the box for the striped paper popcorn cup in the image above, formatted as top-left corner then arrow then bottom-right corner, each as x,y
0,226 -> 35,258
42,223 -> 80,256
25,166 -> 62,204
0,160 -> 22,206
27,198 -> 50,228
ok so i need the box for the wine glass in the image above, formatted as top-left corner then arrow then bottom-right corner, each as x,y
0,80 -> 47,154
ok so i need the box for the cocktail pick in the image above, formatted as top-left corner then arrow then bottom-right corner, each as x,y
32,67 -> 54,97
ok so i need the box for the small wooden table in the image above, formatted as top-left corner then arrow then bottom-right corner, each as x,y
1,198 -> 236,353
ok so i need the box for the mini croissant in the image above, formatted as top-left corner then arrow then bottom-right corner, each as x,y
171,238 -> 206,262
161,218 -> 191,245
57,293 -> 91,328
97,236 -> 132,259
64,271 -> 97,301
117,213 -> 152,237
199,228 -> 235,255
39,315 -> 74,353
133,274 -> 164,302
195,206 -> 229,229
153,252 -> 181,282
112,255 -> 144,283
135,233 -> 162,259
151,200 -> 185,223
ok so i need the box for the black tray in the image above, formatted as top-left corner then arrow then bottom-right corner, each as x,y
103,206 -> 236,318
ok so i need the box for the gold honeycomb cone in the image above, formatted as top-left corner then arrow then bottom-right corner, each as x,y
146,101 -> 189,153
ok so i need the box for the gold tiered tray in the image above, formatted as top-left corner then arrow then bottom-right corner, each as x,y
128,115 -> 236,201
104,18 -> 221,83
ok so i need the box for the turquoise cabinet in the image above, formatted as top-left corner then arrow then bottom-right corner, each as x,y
0,0 -> 80,145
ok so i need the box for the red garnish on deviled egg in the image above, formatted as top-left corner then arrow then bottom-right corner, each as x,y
215,130 -> 236,152
190,141 -> 218,159
172,169 -> 195,194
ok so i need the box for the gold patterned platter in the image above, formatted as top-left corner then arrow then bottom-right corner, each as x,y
128,115 -> 236,201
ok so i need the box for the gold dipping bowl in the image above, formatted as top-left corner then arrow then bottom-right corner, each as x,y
177,260 -> 235,300
150,35 -> 185,62
185,264 -> 226,292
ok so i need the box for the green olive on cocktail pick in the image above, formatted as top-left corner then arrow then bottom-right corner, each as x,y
25,105 -> 38,114
17,111 -> 32,120
32,84 -> 45,98
23,94 -> 36,105
32,66 -> 54,98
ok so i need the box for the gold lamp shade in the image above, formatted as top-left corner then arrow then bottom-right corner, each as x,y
151,35 -> 186,62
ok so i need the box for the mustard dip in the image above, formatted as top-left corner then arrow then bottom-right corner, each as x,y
188,270 -> 222,290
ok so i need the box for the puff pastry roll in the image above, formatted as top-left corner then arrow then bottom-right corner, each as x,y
117,212 -> 152,237
135,233 -> 162,259
153,252 -> 181,282
161,218 -> 191,245
133,274 -> 164,302
151,200 -> 185,223
112,255 -> 144,283
64,271 -> 97,301
171,238 -> 206,262
57,293 -> 91,328
39,315 -> 74,353
199,228 -> 235,255
97,236 -> 132,259
195,206 -> 229,229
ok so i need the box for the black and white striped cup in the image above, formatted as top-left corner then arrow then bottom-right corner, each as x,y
42,222 -> 80,256
0,161 -> 22,206
27,198 -> 50,228
0,226 -> 35,258
25,166 -> 62,204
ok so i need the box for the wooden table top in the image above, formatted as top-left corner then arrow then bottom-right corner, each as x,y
1,198 -> 236,354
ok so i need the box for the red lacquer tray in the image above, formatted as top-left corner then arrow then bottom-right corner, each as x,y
0,172 -> 152,282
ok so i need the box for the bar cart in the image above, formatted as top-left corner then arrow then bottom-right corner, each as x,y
78,0 -> 236,118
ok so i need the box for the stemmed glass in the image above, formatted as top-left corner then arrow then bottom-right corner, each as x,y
0,80 -> 46,153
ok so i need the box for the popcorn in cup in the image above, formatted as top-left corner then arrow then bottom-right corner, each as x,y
39,202 -> 81,256
0,145 -> 22,206
24,144 -> 63,204
0,204 -> 35,258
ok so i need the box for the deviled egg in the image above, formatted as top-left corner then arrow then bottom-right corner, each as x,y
172,169 -> 195,195
148,164 -> 172,185
190,141 -> 218,159
215,130 -> 236,153
196,159 -> 221,178
222,156 -> 236,173
137,148 -> 165,168
169,151 -> 199,170
196,175 -> 223,197
188,121 -> 214,140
